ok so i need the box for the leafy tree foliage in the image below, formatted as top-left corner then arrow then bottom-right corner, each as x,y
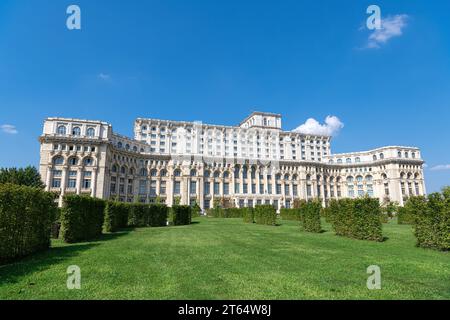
0,166 -> 44,188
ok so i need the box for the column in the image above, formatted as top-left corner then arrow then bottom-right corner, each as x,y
91,167 -> 98,197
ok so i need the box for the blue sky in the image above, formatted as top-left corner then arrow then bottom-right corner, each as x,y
0,0 -> 449,192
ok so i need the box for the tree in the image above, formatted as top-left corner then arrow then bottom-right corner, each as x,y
0,166 -> 44,188
442,186 -> 450,200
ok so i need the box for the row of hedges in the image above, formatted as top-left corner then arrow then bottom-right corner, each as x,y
327,197 -> 383,242
280,201 -> 322,233
298,200 -> 322,233
60,195 -> 106,243
104,201 -> 129,232
253,205 -> 277,226
208,207 -> 252,219
0,184 -> 57,265
127,203 -> 168,228
172,205 -> 192,226
280,208 -> 300,221
408,193 -> 450,251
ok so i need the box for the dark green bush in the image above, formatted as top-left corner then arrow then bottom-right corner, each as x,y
60,195 -> 106,243
280,208 -> 301,221
330,197 -> 383,242
172,205 -> 192,226
413,193 -> 450,251
254,205 -> 277,226
242,207 -> 255,223
104,201 -> 130,232
148,204 -> 169,227
127,203 -> 148,227
0,184 -> 57,265
299,200 -> 322,233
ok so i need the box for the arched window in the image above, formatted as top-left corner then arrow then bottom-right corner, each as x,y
174,169 -> 181,177
140,168 -> 148,177
292,174 -> 298,180
129,168 -> 135,175
355,157 -> 361,163
346,176 -> 354,183
72,127 -> 81,136
223,171 -> 229,179
405,152 -> 409,158
53,156 -> 64,165
86,128 -> 95,137
68,157 -> 78,166
275,174 -> 281,181
214,171 -> 220,178
118,142 -> 123,149
284,174 -> 290,180
57,126 -> 67,135
84,157 -> 94,166
380,153 -> 384,159
329,160 -> 334,164
160,169 -> 167,177
112,165 -> 118,173
121,166 -> 127,175
412,152 -> 416,159
306,174 -> 311,181
365,175 -> 373,182
373,155 -> 377,161
346,158 -> 352,164
381,173 -> 388,180
337,159 -> 343,164
150,169 -> 158,177
133,146 -> 138,152
140,148 -> 144,153
190,169 -> 197,177
398,151 -> 402,158
356,176 -> 363,183
204,170 -> 210,178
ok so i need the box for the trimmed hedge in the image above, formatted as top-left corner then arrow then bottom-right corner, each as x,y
299,200 -> 322,233
254,205 -> 277,226
329,197 -> 383,242
413,194 -> 449,251
209,207 -> 253,219
172,205 -> 192,226
0,183 -> 57,265
242,207 -> 255,223
127,203 -> 168,228
148,204 -> 169,227
104,201 -> 130,232
60,195 -> 106,243
280,208 -> 301,221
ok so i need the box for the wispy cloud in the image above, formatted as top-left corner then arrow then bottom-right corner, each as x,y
1,124 -> 18,135
98,73 -> 111,81
293,116 -> 344,137
366,14 -> 409,49
430,164 -> 450,171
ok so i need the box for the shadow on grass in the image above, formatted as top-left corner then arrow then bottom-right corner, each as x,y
0,230 -> 132,285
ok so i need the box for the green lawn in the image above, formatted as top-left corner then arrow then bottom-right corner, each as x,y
1,217 -> 449,300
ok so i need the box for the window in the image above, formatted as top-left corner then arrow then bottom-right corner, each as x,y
86,128 -> 95,137
346,158 -> 352,164
160,181 -> 166,195
72,127 -> 81,136
214,182 -> 220,195
84,157 -> 94,166
276,184 -> 282,195
82,171 -> 92,189
139,180 -> 147,195
57,125 -> 67,135
204,182 -> 210,195
190,169 -> 197,177
223,183 -> 229,195
174,181 -> 181,195
53,156 -> 64,165
355,157 -> 361,163
150,181 -> 157,196
380,153 -> 384,159
234,183 -> 240,194
190,181 -> 197,195
174,169 -> 181,177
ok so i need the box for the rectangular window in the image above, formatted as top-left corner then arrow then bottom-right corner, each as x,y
52,178 -> 61,188
204,182 -> 210,195
223,183 -> 229,195
150,180 -> 157,196
190,181 -> 197,195
293,184 -> 298,196
284,184 -> 290,195
276,184 -> 282,195
68,179 -> 76,189
307,184 -> 312,197
259,184 -> 264,194
267,184 -> 272,194
83,179 -> 91,189
160,181 -> 166,195
252,184 -> 256,194
235,183 -> 240,194
174,181 -> 181,195
243,183 -> 248,194
214,182 -> 220,195
139,180 -> 147,195
204,199 -> 210,209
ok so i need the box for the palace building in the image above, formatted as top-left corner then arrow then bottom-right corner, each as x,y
38,112 -> 426,209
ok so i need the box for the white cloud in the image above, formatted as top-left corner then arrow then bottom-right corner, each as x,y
430,164 -> 450,171
366,14 -> 409,49
98,73 -> 111,81
293,116 -> 344,137
0,124 -> 18,135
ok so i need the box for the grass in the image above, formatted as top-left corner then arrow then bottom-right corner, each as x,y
0,217 -> 449,300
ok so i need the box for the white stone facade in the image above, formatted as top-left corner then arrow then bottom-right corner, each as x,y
39,112 -> 426,209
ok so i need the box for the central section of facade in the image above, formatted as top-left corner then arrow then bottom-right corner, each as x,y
39,112 -> 426,209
